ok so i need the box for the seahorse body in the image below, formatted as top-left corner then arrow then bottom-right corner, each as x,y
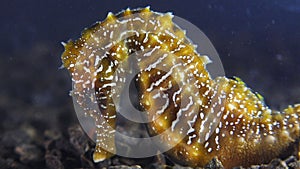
61,7 -> 300,168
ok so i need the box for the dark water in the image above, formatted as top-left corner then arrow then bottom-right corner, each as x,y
0,0 -> 299,168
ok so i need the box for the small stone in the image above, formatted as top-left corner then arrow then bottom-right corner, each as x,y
2,129 -> 30,147
0,158 -> 29,169
68,125 -> 90,154
118,157 -> 142,166
284,155 -> 297,164
204,157 -> 224,169
108,165 -> 142,169
232,166 -> 245,169
249,165 -> 262,169
173,164 -> 194,169
269,158 -> 288,169
44,129 -> 62,140
55,136 -> 78,156
288,162 -> 300,169
45,149 -> 64,169
80,153 -> 95,168
148,163 -> 169,169
14,144 -> 43,163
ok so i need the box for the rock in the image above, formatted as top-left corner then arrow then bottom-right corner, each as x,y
14,144 -> 43,163
45,149 -> 64,169
204,157 -> 224,169
285,156 -> 300,169
44,129 -> 62,140
68,125 -> 90,154
173,164 -> 194,169
108,165 -> 142,169
1,129 -> 30,147
0,158 -> 29,169
269,158 -> 288,169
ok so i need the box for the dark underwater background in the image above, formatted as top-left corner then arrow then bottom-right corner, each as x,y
0,0 -> 299,168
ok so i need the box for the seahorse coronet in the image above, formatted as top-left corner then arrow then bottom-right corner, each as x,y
61,7 -> 300,168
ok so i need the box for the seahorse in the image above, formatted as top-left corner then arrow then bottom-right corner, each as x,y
61,7 -> 300,168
